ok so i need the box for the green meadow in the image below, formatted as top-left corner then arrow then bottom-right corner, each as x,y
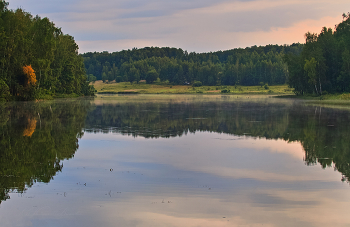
93,81 -> 294,95
93,81 -> 350,108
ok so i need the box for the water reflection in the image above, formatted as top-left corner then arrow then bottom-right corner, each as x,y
1,95 -> 350,227
0,99 -> 91,204
86,97 -> 290,139
86,96 -> 350,183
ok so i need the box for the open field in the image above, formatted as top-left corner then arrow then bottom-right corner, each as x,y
91,81 -> 350,107
92,81 -> 294,95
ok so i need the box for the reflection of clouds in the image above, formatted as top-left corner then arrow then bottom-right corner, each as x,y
82,131 -> 340,183
245,138 -> 305,160
195,166 -> 322,182
97,187 -> 350,227
103,210 -> 270,227
2,130 -> 350,227
76,130 -> 347,225
212,136 -> 306,160
5,185 -> 350,227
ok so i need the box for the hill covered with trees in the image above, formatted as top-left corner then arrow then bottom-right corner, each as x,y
0,0 -> 94,101
83,13 -> 350,96
82,44 -> 303,86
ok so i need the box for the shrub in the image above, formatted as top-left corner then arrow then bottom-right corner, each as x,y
192,81 -> 202,87
341,93 -> 350,100
145,69 -> 159,84
221,89 -> 230,93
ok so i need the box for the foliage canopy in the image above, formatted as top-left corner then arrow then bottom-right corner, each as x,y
0,1 -> 94,100
82,44 -> 303,86
285,13 -> 350,95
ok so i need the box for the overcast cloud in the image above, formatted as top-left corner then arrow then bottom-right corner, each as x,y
8,0 -> 350,53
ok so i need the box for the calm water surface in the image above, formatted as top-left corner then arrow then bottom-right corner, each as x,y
1,95 -> 350,227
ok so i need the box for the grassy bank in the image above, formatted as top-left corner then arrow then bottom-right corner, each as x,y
92,81 -> 294,95
92,81 -> 350,107
280,93 -> 350,101
274,93 -> 350,110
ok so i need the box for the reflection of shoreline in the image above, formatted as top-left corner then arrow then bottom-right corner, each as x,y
85,100 -> 291,139
0,100 -> 90,204
1,96 -> 350,206
85,99 -> 350,183
1,97 -> 350,227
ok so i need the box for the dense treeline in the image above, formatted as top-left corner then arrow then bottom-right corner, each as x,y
82,44 -> 303,86
0,1 -> 94,101
0,99 -> 91,203
285,13 -> 350,95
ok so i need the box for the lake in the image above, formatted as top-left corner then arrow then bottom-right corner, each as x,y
1,94 -> 350,227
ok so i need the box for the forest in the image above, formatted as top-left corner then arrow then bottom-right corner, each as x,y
285,13 -> 350,95
2,0 -> 350,99
83,13 -> 350,96
0,0 -> 94,101
82,44 -> 303,86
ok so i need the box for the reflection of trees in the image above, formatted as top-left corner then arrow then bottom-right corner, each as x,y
284,106 -> 350,183
1,98 -> 350,204
0,99 -> 91,204
86,101 -> 350,183
23,118 -> 37,137
85,101 -> 290,139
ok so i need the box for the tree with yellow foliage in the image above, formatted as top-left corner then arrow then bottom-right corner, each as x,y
23,65 -> 37,86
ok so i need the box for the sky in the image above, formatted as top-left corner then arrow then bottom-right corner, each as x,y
7,0 -> 350,54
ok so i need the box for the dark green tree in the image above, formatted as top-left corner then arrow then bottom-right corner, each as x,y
145,69 -> 158,84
